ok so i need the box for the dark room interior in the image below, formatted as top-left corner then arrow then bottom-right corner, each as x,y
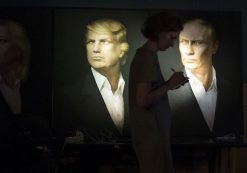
0,0 -> 247,173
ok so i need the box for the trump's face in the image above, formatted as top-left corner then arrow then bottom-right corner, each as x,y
86,31 -> 122,73
179,22 -> 217,71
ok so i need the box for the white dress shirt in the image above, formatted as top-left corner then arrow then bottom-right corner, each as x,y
91,68 -> 125,133
0,75 -> 22,114
185,67 -> 217,131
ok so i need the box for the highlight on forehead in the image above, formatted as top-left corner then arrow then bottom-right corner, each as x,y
182,18 -> 217,42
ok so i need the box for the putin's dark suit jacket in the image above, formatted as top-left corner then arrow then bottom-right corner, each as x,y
55,71 -> 130,141
168,71 -> 243,138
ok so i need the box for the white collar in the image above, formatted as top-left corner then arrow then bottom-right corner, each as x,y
91,67 -> 125,93
185,67 -> 217,91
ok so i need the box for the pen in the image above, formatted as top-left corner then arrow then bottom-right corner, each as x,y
171,68 -> 176,72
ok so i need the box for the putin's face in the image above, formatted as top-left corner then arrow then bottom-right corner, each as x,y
179,22 -> 217,71
86,31 -> 123,74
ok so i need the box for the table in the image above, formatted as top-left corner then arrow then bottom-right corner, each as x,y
59,137 -> 247,173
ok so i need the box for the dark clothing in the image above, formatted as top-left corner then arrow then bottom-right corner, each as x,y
0,84 -> 51,173
168,70 -> 243,138
54,70 -> 130,143
0,92 -> 17,173
129,46 -> 174,173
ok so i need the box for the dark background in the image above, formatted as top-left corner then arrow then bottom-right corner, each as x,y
0,7 -> 53,121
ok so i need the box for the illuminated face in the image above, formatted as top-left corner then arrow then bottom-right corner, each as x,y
179,22 -> 217,71
86,31 -> 123,73
0,26 -> 10,65
157,31 -> 180,51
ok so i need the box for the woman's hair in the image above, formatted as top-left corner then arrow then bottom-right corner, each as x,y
141,12 -> 183,41
0,20 -> 31,87
86,19 -> 129,64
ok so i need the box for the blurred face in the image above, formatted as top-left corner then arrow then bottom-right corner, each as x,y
0,25 -> 10,65
179,22 -> 217,71
157,31 -> 180,51
86,31 -> 123,73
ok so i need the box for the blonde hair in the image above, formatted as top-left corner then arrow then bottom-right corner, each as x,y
86,19 -> 129,64
0,20 -> 31,87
